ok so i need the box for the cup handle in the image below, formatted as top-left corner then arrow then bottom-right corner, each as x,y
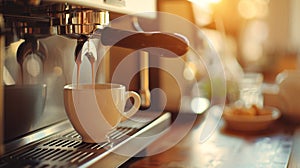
122,91 -> 141,119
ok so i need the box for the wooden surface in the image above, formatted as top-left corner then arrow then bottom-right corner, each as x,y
122,113 -> 299,168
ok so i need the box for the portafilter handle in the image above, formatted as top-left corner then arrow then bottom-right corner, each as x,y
93,27 -> 189,57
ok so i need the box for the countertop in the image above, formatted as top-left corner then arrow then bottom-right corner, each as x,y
122,113 -> 300,168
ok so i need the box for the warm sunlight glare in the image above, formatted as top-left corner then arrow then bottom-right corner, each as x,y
238,0 -> 269,19
189,0 -> 221,6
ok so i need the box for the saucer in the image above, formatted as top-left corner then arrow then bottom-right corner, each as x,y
223,106 -> 281,131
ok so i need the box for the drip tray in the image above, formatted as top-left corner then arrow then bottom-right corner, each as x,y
0,112 -> 171,168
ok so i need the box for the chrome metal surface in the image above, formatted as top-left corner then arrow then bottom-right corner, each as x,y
1,2 -> 110,41
4,120 -> 72,154
83,112 -> 171,167
0,112 -> 171,168
57,5 -> 110,36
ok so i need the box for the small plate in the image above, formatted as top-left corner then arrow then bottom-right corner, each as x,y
223,106 -> 281,131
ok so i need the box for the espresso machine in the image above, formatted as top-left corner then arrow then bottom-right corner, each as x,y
0,0 -> 189,167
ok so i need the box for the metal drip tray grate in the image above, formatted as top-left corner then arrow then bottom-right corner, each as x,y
1,128 -> 136,167
0,112 -> 170,168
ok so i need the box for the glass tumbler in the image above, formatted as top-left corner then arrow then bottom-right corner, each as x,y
238,73 -> 264,108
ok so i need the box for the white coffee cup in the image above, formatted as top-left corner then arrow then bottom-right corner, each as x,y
64,83 -> 141,143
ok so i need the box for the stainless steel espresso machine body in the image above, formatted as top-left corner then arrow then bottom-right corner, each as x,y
2,2 -> 112,144
0,0 -> 189,167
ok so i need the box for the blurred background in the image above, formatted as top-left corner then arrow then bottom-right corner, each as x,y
108,0 -> 300,113
158,0 -> 300,81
